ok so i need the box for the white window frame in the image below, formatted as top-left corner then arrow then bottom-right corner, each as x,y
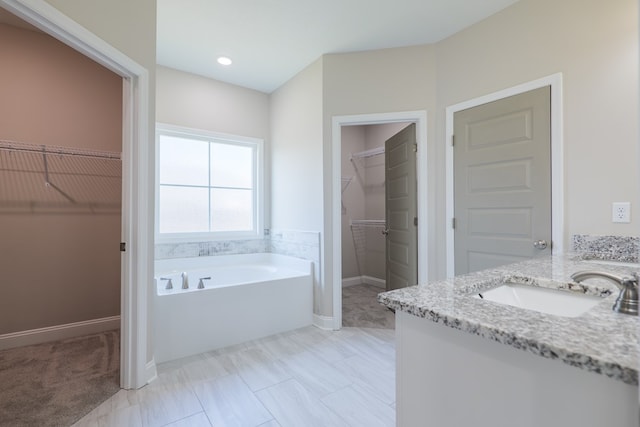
155,123 -> 264,243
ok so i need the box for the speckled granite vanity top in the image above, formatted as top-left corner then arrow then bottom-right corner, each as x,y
378,255 -> 640,385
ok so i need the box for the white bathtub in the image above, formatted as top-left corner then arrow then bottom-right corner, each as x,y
154,253 -> 313,363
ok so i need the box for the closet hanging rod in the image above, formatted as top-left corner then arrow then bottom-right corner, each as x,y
0,139 -> 121,160
350,146 -> 384,161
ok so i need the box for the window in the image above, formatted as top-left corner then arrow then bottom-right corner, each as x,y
156,125 -> 263,241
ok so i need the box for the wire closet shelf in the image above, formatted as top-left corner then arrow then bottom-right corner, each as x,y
349,146 -> 384,161
0,139 -> 122,214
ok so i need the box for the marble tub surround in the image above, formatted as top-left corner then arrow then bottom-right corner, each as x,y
155,239 -> 268,260
269,229 -> 321,267
270,230 -> 322,315
154,230 -> 320,264
572,234 -> 639,263
378,255 -> 640,385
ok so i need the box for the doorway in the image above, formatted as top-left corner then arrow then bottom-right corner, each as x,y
445,74 -> 564,278
0,0 -> 152,389
341,122 -> 413,328
332,111 -> 428,331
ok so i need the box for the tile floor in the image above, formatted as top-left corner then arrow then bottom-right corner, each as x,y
73,326 -> 396,427
342,284 -> 395,329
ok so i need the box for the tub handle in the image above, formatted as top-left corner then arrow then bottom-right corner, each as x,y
160,277 -> 173,290
198,277 -> 211,289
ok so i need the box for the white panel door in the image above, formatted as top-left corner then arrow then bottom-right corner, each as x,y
454,87 -> 551,275
385,123 -> 418,290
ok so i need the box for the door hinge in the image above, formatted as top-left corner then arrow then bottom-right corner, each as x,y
452,218 -> 456,229
451,135 -> 455,147
120,242 -> 126,252
413,143 -> 418,153
414,216 -> 418,226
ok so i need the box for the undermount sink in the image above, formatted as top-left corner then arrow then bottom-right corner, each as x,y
474,283 -> 604,318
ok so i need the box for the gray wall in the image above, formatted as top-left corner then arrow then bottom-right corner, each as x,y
270,59 -> 325,313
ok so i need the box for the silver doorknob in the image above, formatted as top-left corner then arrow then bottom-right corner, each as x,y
533,240 -> 548,250
382,228 -> 389,236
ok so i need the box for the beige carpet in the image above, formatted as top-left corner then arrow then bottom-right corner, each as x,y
0,329 -> 120,427
342,283 -> 395,329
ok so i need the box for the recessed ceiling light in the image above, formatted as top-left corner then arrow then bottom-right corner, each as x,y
217,56 -> 232,66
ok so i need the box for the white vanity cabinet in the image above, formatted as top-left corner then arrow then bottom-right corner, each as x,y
395,311 -> 638,427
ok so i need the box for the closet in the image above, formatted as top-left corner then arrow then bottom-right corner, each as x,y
340,123 -> 410,291
0,19 -> 122,347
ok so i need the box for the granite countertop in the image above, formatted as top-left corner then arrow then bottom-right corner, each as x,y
378,255 -> 640,385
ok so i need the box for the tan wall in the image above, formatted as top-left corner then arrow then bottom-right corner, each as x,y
0,23 -> 122,334
0,24 -> 122,149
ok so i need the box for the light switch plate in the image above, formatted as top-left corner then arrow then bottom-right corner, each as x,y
612,202 -> 631,223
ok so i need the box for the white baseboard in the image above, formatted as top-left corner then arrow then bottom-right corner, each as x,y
342,276 -> 363,287
146,358 -> 158,384
343,275 -> 386,289
0,315 -> 120,350
362,275 -> 386,289
313,314 -> 335,330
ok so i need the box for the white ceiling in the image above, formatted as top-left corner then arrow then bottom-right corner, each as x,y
157,0 -> 521,93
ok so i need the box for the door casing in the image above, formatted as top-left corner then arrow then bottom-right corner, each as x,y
332,111 -> 427,331
445,73 -> 564,278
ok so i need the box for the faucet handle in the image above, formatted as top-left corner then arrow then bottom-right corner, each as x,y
160,277 -> 173,290
614,277 -> 638,316
198,277 -> 211,289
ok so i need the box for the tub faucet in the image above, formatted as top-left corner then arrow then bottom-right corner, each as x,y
570,270 -> 638,316
181,272 -> 189,289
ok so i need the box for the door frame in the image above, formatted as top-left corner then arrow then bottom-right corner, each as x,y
445,73 -> 564,278
332,111 -> 428,331
1,0 -> 152,389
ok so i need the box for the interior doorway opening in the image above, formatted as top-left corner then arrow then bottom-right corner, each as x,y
341,122 -> 411,329
0,0 -> 153,389
331,111 -> 428,331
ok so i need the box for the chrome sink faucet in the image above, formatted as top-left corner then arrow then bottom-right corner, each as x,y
570,270 -> 638,316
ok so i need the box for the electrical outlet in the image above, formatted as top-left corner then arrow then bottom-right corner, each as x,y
612,202 -> 631,223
